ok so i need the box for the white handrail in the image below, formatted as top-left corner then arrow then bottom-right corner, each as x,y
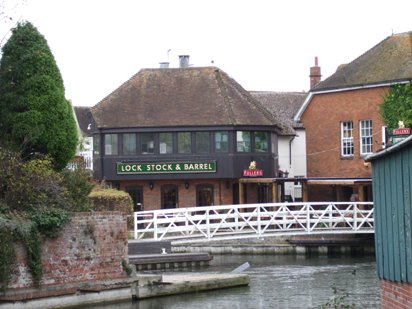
133,202 -> 374,243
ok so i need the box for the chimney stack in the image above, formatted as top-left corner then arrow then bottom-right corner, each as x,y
309,56 -> 321,89
159,62 -> 170,68
179,55 -> 190,68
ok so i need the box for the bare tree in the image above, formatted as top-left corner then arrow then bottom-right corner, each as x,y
0,0 -> 27,48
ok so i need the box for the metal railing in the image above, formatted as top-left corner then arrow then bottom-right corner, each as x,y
133,202 -> 374,243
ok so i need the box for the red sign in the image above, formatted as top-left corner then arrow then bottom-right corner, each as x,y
393,128 -> 410,135
243,169 -> 263,177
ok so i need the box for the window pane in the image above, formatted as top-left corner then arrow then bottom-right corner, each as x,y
104,134 -> 118,155
236,131 -> 251,152
215,131 -> 228,153
93,134 -> 100,155
178,132 -> 191,153
159,133 -> 173,154
196,132 -> 210,153
360,120 -> 373,155
255,131 -> 268,152
141,133 -> 154,154
341,121 -> 353,156
122,133 -> 136,155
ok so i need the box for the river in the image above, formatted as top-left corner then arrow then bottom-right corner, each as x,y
80,254 -> 380,309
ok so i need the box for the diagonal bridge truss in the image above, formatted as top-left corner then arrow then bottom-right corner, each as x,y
133,202 -> 374,244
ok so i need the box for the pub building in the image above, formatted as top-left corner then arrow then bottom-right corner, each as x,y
90,57 -> 288,211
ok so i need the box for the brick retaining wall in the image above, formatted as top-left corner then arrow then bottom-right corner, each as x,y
380,280 -> 412,309
8,212 -> 128,289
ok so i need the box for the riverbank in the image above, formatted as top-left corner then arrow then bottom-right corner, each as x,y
0,272 -> 249,309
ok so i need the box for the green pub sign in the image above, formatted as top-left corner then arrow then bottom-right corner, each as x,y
117,161 -> 217,174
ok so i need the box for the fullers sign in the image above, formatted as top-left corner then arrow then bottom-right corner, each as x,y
117,161 -> 216,174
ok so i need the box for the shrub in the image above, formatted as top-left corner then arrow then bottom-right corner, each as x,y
89,187 -> 133,228
62,164 -> 94,212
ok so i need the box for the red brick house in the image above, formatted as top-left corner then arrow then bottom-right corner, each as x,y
294,32 -> 412,202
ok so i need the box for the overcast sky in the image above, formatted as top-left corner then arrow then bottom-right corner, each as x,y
2,0 -> 412,106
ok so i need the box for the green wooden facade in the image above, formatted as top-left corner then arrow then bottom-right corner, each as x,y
367,136 -> 412,283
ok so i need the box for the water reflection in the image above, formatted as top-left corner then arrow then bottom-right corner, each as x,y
79,255 -> 379,309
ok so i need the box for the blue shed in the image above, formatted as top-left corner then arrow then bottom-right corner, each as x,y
366,135 -> 412,283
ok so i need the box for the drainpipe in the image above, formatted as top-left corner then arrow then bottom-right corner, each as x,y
99,128 -> 104,181
289,136 -> 295,166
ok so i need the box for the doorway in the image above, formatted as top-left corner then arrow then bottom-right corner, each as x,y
196,184 -> 214,206
161,185 -> 178,209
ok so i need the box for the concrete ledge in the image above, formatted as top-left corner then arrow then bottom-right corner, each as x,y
135,273 -> 250,299
129,252 -> 213,264
0,277 -> 142,301
0,273 -> 248,308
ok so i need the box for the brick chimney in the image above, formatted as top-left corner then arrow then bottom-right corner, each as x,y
309,57 -> 321,89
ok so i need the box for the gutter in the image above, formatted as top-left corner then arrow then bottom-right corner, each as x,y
294,80 -> 412,122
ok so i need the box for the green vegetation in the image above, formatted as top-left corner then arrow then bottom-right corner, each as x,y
0,149 -> 93,290
381,82 -> 412,131
121,260 -> 133,277
89,185 -> 134,228
0,21 -> 78,170
319,285 -> 356,309
0,20 -> 132,292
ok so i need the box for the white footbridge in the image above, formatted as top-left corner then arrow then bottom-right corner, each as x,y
133,202 -> 374,244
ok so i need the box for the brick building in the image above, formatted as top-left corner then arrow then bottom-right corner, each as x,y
90,59 -> 284,210
294,32 -> 412,201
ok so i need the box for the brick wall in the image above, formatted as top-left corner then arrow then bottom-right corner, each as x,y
301,87 -> 388,178
120,179 -> 234,210
9,212 -> 128,289
380,280 -> 412,309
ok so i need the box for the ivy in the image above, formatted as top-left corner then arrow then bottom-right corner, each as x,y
26,206 -> 70,238
381,83 -> 412,131
0,148 -> 94,290
0,217 -> 42,290
0,219 -> 15,291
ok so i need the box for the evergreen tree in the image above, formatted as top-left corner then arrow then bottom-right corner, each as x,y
0,21 -> 77,170
381,83 -> 412,131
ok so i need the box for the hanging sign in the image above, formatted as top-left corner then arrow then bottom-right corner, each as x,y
243,160 -> 263,177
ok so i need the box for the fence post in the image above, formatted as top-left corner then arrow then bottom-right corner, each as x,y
206,209 -> 210,240
153,212 -> 158,240
257,205 -> 261,237
353,203 -> 358,231
185,209 -> 189,236
235,206 -> 239,232
134,212 -> 138,239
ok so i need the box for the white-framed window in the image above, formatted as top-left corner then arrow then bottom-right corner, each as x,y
360,120 -> 373,155
341,121 -> 354,157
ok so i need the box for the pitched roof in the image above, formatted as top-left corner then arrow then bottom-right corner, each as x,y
73,106 -> 96,137
91,67 -> 281,129
250,91 -> 307,135
313,31 -> 412,91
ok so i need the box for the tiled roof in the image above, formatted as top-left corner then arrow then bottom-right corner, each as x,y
73,106 -> 96,137
313,31 -> 412,91
250,91 -> 307,135
91,67 -> 281,129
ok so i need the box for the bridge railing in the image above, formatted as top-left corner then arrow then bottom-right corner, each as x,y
133,202 -> 374,243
